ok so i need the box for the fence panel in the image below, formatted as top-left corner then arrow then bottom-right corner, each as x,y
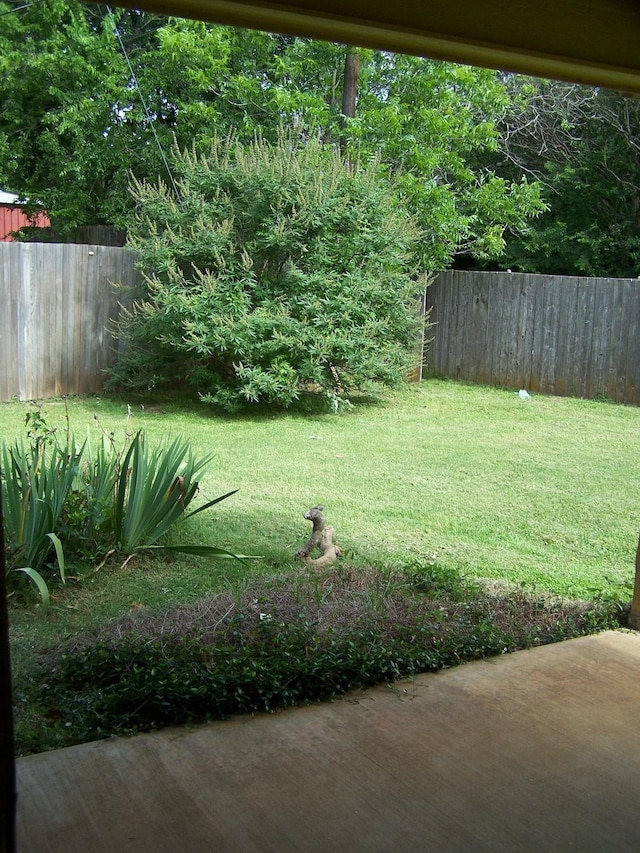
0,243 -> 138,402
3,252 -> 640,405
426,270 -> 640,405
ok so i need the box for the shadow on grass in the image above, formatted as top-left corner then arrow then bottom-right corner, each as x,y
100,387 -> 390,424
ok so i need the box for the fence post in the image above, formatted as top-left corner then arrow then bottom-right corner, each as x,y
629,531 -> 640,630
0,482 -> 17,853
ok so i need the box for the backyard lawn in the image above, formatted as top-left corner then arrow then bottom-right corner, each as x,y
5,378 -> 636,594
4,378 -> 638,752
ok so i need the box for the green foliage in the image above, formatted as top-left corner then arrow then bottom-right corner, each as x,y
108,133 -> 426,409
490,79 -> 640,277
65,435 -> 121,558
113,431 -> 207,551
0,4 -> 543,251
349,53 -> 545,268
399,556 -> 473,600
35,592 -> 616,746
0,1 -> 131,228
1,433 -> 81,602
2,410 -> 243,604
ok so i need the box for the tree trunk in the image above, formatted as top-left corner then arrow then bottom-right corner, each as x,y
340,50 -> 360,164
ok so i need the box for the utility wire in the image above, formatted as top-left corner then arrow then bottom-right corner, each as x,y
0,2 -> 41,17
2,2 -> 180,197
106,5 -> 180,198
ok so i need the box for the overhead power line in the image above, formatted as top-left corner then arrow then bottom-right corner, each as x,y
106,5 -> 180,198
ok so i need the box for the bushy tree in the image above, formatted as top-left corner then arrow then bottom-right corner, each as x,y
0,2 -> 543,251
0,1 -> 147,228
489,78 -> 640,277
0,3 -> 271,229
108,134 -> 426,410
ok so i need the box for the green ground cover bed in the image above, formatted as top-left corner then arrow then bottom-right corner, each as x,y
5,379 -> 638,753
14,566 -> 620,753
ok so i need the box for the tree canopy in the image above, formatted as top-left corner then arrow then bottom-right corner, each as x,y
0,0 -> 543,267
488,78 -> 640,277
5,6 -> 635,277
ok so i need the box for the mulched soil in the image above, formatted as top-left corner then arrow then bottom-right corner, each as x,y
58,565 -> 618,654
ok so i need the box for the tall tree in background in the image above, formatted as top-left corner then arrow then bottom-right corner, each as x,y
340,49 -> 360,163
488,78 -> 640,277
0,1 -> 543,266
0,3 -> 280,228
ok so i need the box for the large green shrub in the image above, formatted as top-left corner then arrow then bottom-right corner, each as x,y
108,133 -> 427,410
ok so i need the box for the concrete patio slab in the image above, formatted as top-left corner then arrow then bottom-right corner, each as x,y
15,630 -> 640,852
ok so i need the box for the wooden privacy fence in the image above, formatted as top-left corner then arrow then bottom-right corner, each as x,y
426,270 -> 640,405
0,243 -> 138,402
2,247 -> 639,405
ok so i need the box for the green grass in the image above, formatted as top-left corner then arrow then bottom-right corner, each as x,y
3,380 -> 638,610
5,379 -> 636,753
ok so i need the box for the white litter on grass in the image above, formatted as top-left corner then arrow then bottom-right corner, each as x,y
518,389 -> 532,400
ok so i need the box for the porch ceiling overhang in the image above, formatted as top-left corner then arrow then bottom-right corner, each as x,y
109,0 -> 640,95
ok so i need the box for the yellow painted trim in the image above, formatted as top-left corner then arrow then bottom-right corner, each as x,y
112,0 -> 640,94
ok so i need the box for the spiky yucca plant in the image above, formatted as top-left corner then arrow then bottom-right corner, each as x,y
1,438 -> 81,605
2,425 -> 253,607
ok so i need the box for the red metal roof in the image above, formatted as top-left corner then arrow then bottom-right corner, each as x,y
0,204 -> 50,241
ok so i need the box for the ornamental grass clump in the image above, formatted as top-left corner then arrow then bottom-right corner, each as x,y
113,430 -> 215,551
2,411 -> 245,606
1,436 -> 81,606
